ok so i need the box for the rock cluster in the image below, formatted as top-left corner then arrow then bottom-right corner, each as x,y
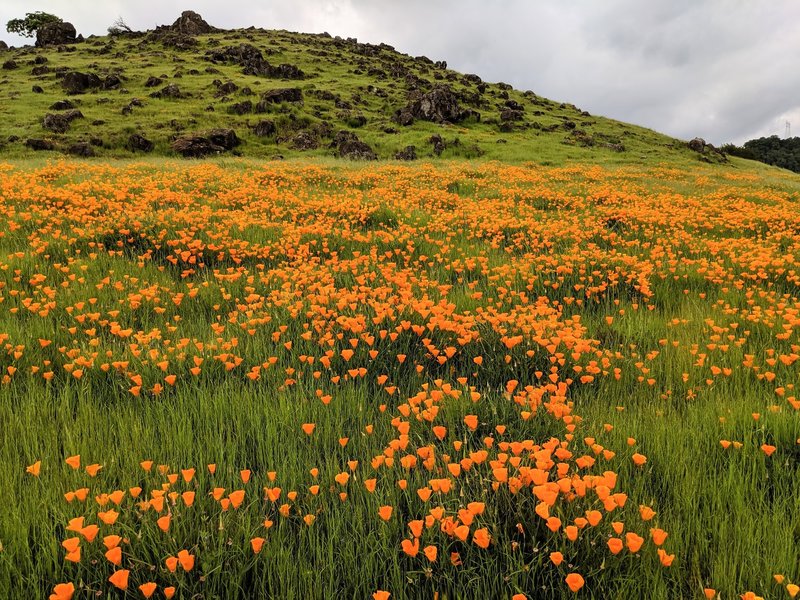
206,44 -> 304,79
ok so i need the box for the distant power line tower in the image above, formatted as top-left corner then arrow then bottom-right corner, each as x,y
786,121 -> 791,138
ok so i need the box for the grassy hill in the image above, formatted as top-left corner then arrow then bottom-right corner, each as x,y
0,13 -> 715,163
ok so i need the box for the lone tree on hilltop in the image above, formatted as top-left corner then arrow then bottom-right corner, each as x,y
6,11 -> 62,37
107,16 -> 134,36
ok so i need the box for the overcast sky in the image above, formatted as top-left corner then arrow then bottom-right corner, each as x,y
2,0 -> 798,144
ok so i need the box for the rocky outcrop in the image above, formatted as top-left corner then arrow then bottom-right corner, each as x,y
67,142 -> 94,157
149,11 -> 217,49
688,138 -> 707,152
394,146 -> 417,161
167,11 -> 217,35
49,100 -> 76,111
35,22 -> 77,47
688,137 -> 727,162
227,101 -> 253,115
290,131 -> 319,151
42,110 -> 84,133
396,86 -> 479,125
172,128 -> 240,157
256,88 -> 303,111
26,138 -> 55,151
331,131 -> 377,160
149,83 -> 185,99
253,120 -> 276,137
127,134 -> 154,153
144,76 -> 164,88
61,72 -> 101,94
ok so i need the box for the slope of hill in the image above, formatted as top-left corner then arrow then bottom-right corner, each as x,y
0,11 -> 716,163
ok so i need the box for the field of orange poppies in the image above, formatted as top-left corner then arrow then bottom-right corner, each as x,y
0,159 -> 798,599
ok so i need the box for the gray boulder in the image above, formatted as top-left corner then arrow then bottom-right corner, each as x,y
331,131 -> 377,160
172,128 -> 239,158
688,137 -> 706,152
36,22 -> 77,47
253,120 -> 276,137
67,142 -> 94,157
61,72 -> 102,94
127,134 -> 154,153
42,109 -> 84,133
26,138 -> 55,151
256,88 -> 303,111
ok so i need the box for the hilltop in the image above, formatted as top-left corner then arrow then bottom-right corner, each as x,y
0,11 -> 724,163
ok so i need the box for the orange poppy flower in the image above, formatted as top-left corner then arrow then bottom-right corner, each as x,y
639,506 -> 656,521
177,549 -> 194,571
229,489 -> 245,508
473,527 -> 491,548
454,525 -> 470,542
79,525 -> 99,543
625,532 -> 644,553
565,573 -> 585,593
607,537 -> 623,554
104,546 -> 122,566
650,528 -> 668,546
108,569 -> 129,590
103,535 -> 122,550
657,548 -> 675,567
423,545 -> 437,562
401,538 -> 419,557
49,582 -> 75,600
98,510 -> 119,526
157,515 -> 171,532
64,547 -> 81,563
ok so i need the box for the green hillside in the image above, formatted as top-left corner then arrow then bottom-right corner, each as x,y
0,11 -> 718,163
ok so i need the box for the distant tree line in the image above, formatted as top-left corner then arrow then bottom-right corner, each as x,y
721,136 -> 800,173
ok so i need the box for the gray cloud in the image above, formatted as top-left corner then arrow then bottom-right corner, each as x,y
1,0 -> 798,144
